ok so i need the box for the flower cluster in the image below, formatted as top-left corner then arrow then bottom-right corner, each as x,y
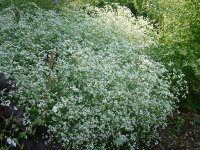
0,3 -> 186,149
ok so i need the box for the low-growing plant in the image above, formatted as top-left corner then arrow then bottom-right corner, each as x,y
0,3 -> 186,149
173,115 -> 185,135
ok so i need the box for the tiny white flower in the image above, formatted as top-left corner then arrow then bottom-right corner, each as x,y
12,139 -> 16,147
6,137 -> 16,147
52,106 -> 58,113
6,137 -> 12,145
14,106 -> 18,110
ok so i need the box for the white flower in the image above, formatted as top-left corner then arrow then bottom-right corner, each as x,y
6,137 -> 12,145
6,137 -> 16,147
52,106 -> 58,113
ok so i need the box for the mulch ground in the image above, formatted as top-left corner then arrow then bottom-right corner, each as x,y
152,111 -> 200,150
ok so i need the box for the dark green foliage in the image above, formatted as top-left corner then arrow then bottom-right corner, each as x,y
0,0 -> 65,9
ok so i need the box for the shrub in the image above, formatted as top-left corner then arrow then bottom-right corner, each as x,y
0,3 -> 185,149
122,0 -> 200,111
142,0 -> 200,110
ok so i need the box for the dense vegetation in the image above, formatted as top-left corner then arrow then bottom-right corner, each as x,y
0,0 -> 199,149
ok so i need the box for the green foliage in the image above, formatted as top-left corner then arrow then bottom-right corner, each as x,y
173,115 -> 185,135
135,0 -> 200,111
0,3 -> 186,149
159,0 -> 200,44
158,0 -> 200,111
0,0 -> 65,9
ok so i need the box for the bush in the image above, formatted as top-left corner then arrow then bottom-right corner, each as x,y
123,0 -> 200,111
154,43 -> 200,111
142,0 -> 200,110
0,3 -> 185,149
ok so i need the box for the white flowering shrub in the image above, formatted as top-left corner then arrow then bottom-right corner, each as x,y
0,3 -> 184,149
